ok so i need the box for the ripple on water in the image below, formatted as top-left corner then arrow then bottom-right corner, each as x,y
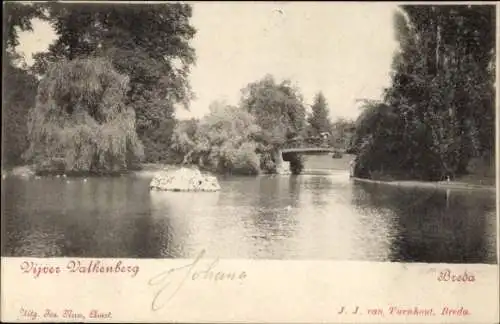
1,175 -> 497,262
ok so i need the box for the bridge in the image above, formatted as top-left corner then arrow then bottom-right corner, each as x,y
280,136 -> 345,154
275,136 -> 346,174
281,147 -> 340,154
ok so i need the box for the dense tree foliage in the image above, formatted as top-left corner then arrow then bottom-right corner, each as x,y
330,118 -> 355,149
24,58 -> 144,174
3,60 -> 39,167
12,2 -> 490,180
307,92 -> 332,137
239,75 -> 307,173
240,75 -> 307,147
351,5 -> 496,181
31,2 -> 197,162
170,74 -> 319,175
3,2 -> 45,50
169,118 -> 199,164
171,101 -> 262,175
2,2 -> 45,167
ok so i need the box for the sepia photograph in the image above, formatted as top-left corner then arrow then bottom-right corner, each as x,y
1,1 -> 498,322
2,1 -> 497,262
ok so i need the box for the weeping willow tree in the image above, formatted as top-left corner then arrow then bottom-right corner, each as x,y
24,58 -> 144,174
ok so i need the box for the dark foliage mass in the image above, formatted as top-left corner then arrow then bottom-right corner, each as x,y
350,5 -> 496,181
3,2 -> 44,167
2,60 -> 39,167
24,58 -> 144,174
30,2 -> 197,163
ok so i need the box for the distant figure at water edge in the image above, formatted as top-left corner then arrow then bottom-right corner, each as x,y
349,159 -> 355,178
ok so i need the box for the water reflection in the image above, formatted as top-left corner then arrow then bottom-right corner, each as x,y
352,182 -> 497,263
149,191 -> 221,258
247,176 -> 301,259
1,175 -> 497,263
2,177 -> 154,258
290,173 -> 397,260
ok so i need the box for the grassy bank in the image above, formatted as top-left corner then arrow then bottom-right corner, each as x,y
352,177 -> 495,191
353,154 -> 496,189
301,154 -> 495,190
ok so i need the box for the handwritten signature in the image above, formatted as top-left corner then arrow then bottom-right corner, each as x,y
147,250 -> 247,311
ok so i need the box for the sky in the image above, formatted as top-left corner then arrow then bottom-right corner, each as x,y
16,2 -> 400,121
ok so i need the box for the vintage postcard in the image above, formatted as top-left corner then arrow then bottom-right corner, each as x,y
1,1 -> 499,323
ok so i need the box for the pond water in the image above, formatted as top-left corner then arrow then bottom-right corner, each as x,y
2,160 -> 497,263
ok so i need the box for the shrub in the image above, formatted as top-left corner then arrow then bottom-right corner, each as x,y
171,101 -> 262,175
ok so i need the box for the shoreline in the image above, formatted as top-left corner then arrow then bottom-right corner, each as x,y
1,164 -> 228,179
1,164 -> 177,179
2,164 -> 496,192
351,177 -> 495,192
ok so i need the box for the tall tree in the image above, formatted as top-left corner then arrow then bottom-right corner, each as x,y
31,2 -> 197,162
307,92 -> 332,137
402,5 -> 494,175
396,5 -> 495,172
239,75 -> 307,174
2,2 -> 45,167
239,75 -> 306,148
352,5 -> 495,180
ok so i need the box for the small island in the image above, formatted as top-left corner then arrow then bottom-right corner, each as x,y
149,167 -> 221,192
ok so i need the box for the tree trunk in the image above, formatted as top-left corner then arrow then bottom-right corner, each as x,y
182,150 -> 193,165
